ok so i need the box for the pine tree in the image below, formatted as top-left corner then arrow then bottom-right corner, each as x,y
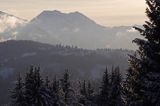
98,67 -> 110,106
10,74 -> 26,106
86,81 -> 94,106
109,67 -> 123,106
87,81 -> 94,99
79,80 -> 88,105
24,66 -> 53,106
123,68 -> 139,106
45,76 -> 50,88
124,0 -> 160,105
79,80 -> 95,106
50,76 -> 63,106
60,70 -> 75,105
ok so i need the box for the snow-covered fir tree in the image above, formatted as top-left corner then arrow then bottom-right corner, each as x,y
109,67 -> 123,106
10,74 -> 26,106
98,67 -> 110,106
79,80 -> 96,106
79,80 -> 88,106
60,70 -> 76,106
24,66 -> 53,106
45,76 -> 50,88
50,76 -> 64,106
86,81 -> 95,106
123,67 -> 139,106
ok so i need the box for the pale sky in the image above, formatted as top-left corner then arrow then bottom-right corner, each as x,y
0,0 -> 147,26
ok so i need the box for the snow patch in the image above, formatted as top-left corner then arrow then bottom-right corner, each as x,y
127,28 -> 137,33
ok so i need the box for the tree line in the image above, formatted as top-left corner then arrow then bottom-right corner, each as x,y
10,66 -> 123,106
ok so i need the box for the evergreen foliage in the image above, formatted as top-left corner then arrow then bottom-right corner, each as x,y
60,70 -> 74,105
124,0 -> 160,105
11,66 -> 124,106
79,80 -> 88,105
25,66 -> 53,106
50,76 -> 62,106
10,74 -> 26,106
109,67 -> 123,106
98,67 -> 110,106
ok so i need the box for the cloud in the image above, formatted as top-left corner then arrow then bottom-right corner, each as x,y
0,14 -> 25,33
0,13 -> 26,41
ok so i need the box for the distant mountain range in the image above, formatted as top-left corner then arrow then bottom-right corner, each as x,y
0,10 -> 141,49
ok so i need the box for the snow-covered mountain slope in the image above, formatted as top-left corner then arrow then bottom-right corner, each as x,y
0,11 -> 27,42
17,10 -> 141,49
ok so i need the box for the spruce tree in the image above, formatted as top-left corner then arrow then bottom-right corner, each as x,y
124,0 -> 160,105
10,74 -> 26,106
98,67 -> 110,106
79,80 -> 95,106
45,76 -> 50,88
86,81 -> 94,106
50,76 -> 62,106
123,68 -> 139,106
24,66 -> 34,105
110,67 -> 123,106
24,66 -> 53,106
79,80 -> 88,105
60,70 -> 75,105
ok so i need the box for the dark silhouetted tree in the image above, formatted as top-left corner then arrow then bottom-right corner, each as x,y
86,81 -> 95,106
10,74 -> 26,106
60,70 -> 75,105
50,76 -> 63,106
110,67 -> 123,106
24,66 -> 53,106
79,80 -> 88,105
98,67 -> 110,106
124,0 -> 160,105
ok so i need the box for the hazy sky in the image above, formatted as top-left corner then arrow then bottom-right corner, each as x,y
0,0 -> 147,26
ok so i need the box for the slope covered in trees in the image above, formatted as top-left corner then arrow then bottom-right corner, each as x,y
10,66 -> 123,106
0,40 -> 131,105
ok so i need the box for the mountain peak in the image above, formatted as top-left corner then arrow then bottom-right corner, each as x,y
34,10 -> 64,20
52,10 -> 62,14
69,11 -> 86,17
37,10 -> 87,18
42,10 -> 62,14
39,10 -> 63,16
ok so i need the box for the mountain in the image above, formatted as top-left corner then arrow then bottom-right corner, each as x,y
17,10 -> 109,49
0,11 -> 27,42
0,40 -> 132,104
16,10 -> 140,49
0,10 -> 141,49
